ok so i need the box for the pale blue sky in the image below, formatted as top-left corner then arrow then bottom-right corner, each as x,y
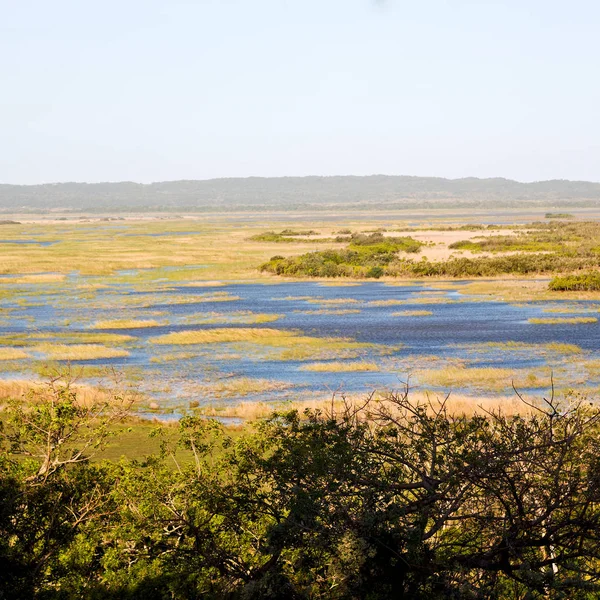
2,0 -> 599,184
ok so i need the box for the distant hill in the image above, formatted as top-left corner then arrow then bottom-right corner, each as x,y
1,176 -> 600,213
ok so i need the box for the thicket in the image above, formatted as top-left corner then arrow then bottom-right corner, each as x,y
263,250 -> 600,279
2,379 -> 600,599
549,272 -> 600,291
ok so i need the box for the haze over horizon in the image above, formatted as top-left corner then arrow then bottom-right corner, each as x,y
4,174 -> 600,187
3,0 -> 599,185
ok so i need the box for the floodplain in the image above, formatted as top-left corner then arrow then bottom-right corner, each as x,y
2,208 -> 600,419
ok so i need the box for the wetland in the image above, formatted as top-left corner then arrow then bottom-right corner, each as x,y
2,209 -> 600,418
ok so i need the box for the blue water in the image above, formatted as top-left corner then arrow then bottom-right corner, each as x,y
2,279 -> 600,410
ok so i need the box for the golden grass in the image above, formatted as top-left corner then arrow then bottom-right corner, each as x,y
151,327 -> 289,345
0,273 -> 66,284
542,307 -> 596,314
300,361 -> 380,372
417,366 -> 552,392
368,299 -> 405,306
0,378 -> 140,408
93,319 -> 161,329
483,341 -> 582,354
32,344 -> 130,360
528,317 -> 598,325
393,310 -> 433,317
0,347 -> 29,360
195,393 -> 541,421
150,327 -> 380,361
317,282 -> 362,287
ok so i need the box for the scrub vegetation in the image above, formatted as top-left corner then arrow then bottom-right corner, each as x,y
528,317 -> 598,325
261,221 -> 600,280
3,378 -> 600,598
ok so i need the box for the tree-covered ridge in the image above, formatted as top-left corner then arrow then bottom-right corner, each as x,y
2,175 -> 600,212
2,378 -> 600,599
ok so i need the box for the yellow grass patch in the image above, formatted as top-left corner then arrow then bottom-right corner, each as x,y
300,361 -> 380,372
32,344 -> 130,360
317,282 -> 362,287
483,341 -> 582,354
368,299 -> 405,306
0,347 -> 29,360
393,310 -> 433,317
150,327 -> 380,361
196,392 -> 541,421
93,319 -> 161,329
528,317 -> 598,325
417,366 -> 551,392
0,273 -> 66,284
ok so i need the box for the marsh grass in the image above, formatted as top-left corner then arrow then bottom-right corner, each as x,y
183,312 -> 283,325
150,327 -> 389,361
417,366 -> 552,392
194,392 -> 539,421
528,317 -> 598,325
300,361 -> 380,372
0,273 -> 66,284
482,341 -> 582,354
209,377 -> 292,398
393,310 -> 433,317
317,282 -> 362,287
32,344 -> 130,360
0,347 -> 29,360
542,306 -> 598,314
93,319 -> 162,329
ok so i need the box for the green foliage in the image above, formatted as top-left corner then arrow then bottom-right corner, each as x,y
549,272 -> 600,291
3,381 -> 600,598
261,234 -> 423,278
545,212 -> 574,219
262,222 -> 600,279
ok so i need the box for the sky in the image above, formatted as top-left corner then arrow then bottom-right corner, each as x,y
1,0 -> 599,184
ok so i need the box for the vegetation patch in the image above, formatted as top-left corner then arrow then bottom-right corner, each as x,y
0,347 -> 29,360
393,310 -> 433,316
545,212 -> 574,219
418,366 -> 551,391
549,272 -> 600,291
151,327 -> 383,361
528,317 -> 598,325
93,319 -> 162,329
208,377 -> 292,398
300,361 -> 380,372
32,344 -> 130,360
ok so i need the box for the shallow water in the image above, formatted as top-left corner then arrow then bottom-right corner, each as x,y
2,279 -> 600,411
